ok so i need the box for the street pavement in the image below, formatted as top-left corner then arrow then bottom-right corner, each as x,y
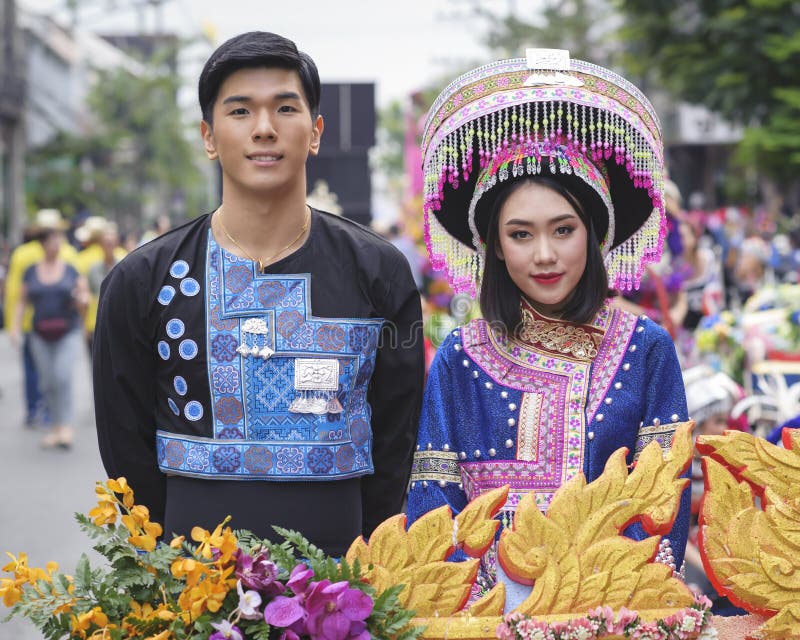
0,332 -> 106,639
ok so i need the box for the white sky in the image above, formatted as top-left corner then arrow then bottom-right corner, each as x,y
18,0 -> 516,107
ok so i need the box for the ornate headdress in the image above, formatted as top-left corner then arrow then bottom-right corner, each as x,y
421,49 -> 667,297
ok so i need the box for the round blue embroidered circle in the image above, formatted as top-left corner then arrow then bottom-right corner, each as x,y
167,398 -> 180,416
184,401 -> 203,421
174,376 -> 188,396
170,260 -> 190,278
178,339 -> 198,360
157,341 -> 170,360
166,319 -> 185,339
180,278 -> 200,296
157,286 -> 175,306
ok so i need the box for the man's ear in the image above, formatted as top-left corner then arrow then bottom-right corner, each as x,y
308,115 -> 324,156
200,120 -> 218,160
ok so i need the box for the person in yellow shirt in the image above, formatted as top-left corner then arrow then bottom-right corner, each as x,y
4,209 -> 78,426
73,217 -> 127,355
77,218 -> 126,355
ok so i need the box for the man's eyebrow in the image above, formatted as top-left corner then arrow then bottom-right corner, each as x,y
221,91 -> 302,105
274,91 -> 302,101
221,95 -> 251,105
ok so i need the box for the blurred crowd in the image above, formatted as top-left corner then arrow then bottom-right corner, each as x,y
0,209 -> 172,450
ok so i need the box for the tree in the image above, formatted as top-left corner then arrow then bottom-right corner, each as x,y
469,0 -> 620,65
26,41 -> 209,231
617,0 -> 800,189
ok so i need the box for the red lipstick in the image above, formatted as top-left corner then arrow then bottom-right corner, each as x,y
531,272 -> 563,284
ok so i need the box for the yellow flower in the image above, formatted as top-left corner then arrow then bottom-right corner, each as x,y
0,577 -> 23,607
120,504 -> 163,552
87,626 -> 117,640
177,576 -> 228,618
88,500 -> 118,527
71,606 -> 109,639
106,477 -> 135,509
169,535 -> 185,549
214,527 -> 238,565
2,552 -> 56,586
191,516 -> 232,560
124,601 -> 177,634
171,558 -> 209,586
121,508 -> 146,535
145,630 -> 172,640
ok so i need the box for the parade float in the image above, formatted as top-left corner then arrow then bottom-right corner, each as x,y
3,422 -> 800,639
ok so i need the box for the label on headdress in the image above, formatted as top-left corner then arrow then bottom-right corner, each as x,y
294,358 -> 339,391
526,48 -> 570,70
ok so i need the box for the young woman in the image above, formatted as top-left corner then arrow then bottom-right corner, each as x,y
10,227 -> 88,448
407,51 -> 690,601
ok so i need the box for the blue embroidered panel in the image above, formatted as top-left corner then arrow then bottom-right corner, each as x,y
156,233 -> 383,481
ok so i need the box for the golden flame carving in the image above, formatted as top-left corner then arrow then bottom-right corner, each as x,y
347,423 -> 701,638
345,486 -> 509,618
697,429 -> 800,639
498,421 -> 695,615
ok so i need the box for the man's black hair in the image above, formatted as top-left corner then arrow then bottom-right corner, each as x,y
479,175 -> 609,335
198,31 -> 321,124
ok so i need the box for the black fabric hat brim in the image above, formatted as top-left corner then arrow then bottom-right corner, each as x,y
432,133 -> 654,252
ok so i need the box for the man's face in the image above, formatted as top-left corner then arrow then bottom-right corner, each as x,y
200,67 -> 323,199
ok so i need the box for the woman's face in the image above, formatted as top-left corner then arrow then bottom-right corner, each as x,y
42,231 -> 64,257
496,181 -> 588,317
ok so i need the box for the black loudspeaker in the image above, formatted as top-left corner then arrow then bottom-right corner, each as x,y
307,83 -> 375,227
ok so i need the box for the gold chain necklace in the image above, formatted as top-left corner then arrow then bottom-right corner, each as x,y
216,206 -> 310,273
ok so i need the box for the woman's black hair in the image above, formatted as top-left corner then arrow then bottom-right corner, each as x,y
198,31 -> 321,124
479,175 -> 609,335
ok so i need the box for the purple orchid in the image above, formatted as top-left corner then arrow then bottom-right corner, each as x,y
305,580 -> 374,640
262,564 -> 373,640
234,547 -> 284,596
263,564 -> 315,638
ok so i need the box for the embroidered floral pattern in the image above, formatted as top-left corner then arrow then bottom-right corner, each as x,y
286,322 -> 314,350
211,307 -> 237,331
185,445 -> 210,471
218,426 -> 244,439
277,447 -> 303,474
243,446 -> 273,474
213,446 -> 241,473
349,418 -> 370,446
225,265 -> 252,294
336,445 -> 355,472
165,441 -> 186,468
212,365 -> 240,394
211,334 -> 239,362
307,447 -> 334,474
257,281 -> 287,307
276,309 -> 305,339
215,396 -> 243,424
317,325 -> 346,351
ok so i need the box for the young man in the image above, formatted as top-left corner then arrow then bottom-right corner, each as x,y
93,32 -> 425,556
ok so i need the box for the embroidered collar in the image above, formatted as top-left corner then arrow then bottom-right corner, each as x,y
513,299 -> 606,361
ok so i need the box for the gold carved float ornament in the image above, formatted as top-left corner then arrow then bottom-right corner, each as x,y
347,422 -> 706,639
697,428 -> 800,639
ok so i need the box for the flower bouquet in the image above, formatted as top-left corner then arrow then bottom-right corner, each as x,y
1,478 -> 423,640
